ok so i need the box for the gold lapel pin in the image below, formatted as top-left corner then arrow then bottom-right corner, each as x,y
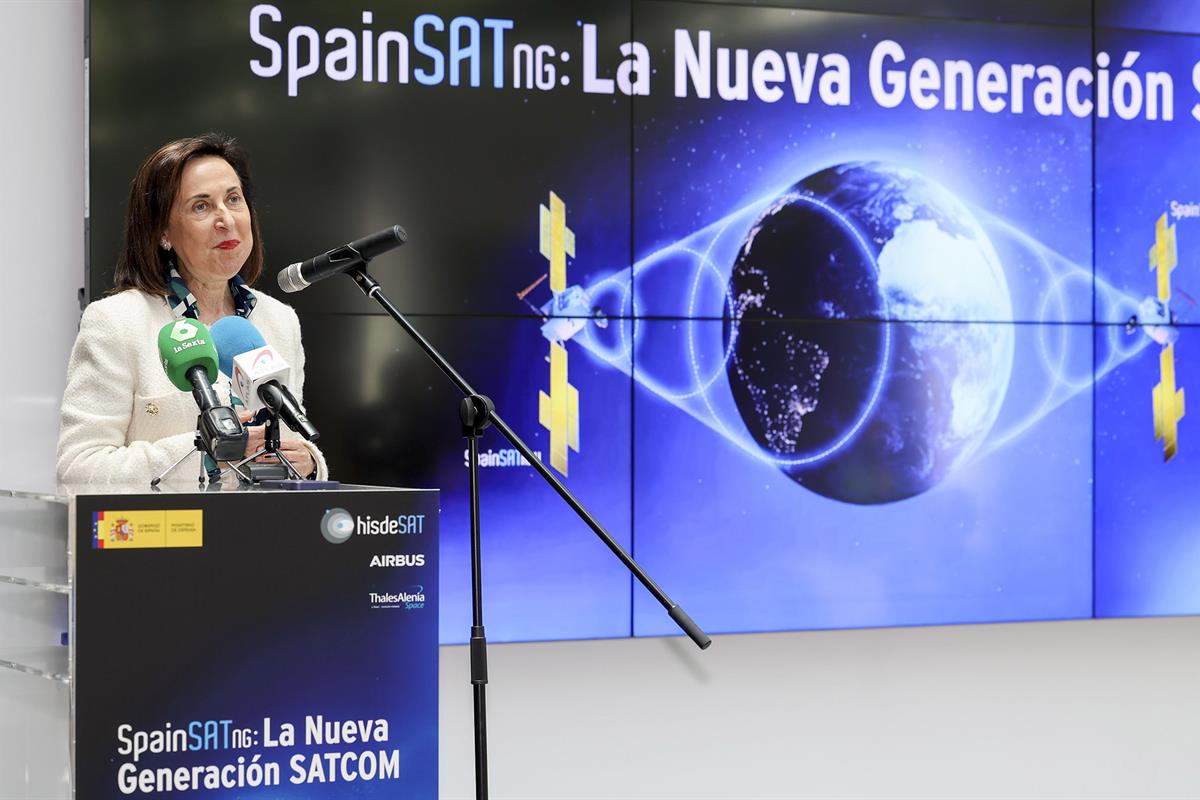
145,402 -> 159,416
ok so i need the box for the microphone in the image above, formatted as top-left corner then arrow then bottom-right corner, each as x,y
276,225 -> 407,293
209,316 -> 319,442
156,319 -> 247,461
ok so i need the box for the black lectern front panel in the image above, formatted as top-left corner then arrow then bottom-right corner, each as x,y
73,487 -> 437,799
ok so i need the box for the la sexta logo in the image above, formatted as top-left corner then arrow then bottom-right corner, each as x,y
320,507 -> 354,544
169,319 -> 198,342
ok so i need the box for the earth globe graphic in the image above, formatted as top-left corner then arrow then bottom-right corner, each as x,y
724,161 -> 1014,504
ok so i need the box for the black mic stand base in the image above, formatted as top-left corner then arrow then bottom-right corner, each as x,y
237,462 -> 292,483
223,410 -> 305,484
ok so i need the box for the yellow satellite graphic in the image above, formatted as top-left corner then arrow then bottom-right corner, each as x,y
517,191 -> 587,476
1145,213 -> 1185,461
514,192 -> 612,474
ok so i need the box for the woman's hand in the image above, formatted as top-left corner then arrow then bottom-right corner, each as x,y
240,411 -> 266,457
238,411 -> 316,478
272,438 -> 315,478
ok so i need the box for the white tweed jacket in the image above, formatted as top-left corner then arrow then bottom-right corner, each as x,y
56,288 -> 328,485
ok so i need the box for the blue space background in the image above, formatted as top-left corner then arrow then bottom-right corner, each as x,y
1093,25 -> 1200,618
617,2 -> 1200,632
623,6 -> 1099,633
87,0 -> 1200,647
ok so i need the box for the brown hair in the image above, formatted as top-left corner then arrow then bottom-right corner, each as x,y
113,132 -> 265,295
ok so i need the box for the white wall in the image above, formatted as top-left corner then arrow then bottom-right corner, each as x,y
3,3 -> 1199,799
0,499 -> 70,799
0,2 -> 83,798
438,618 -> 1200,799
0,0 -> 84,492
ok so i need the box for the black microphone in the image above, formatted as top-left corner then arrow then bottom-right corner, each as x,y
276,225 -> 407,293
185,367 -> 222,413
184,369 -> 247,460
259,382 -> 320,442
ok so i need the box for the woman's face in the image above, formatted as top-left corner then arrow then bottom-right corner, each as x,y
163,156 -> 253,287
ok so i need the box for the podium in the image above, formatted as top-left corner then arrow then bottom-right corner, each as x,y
0,483 -> 438,799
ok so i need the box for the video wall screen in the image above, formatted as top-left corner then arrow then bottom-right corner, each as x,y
89,0 -> 1200,642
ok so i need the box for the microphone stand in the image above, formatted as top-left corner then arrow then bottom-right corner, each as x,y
150,418 -> 219,489
342,264 -> 711,800
225,407 -> 302,483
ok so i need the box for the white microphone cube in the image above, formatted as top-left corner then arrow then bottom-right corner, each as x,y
231,345 -> 291,413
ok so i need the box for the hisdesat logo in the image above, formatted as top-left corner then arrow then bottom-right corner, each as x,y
320,508 -> 427,543
320,508 -> 355,544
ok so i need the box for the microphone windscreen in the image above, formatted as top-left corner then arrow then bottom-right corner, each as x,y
210,316 -> 268,377
157,319 -> 219,392
276,265 -> 305,294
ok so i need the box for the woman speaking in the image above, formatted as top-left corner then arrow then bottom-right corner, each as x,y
56,133 -> 327,485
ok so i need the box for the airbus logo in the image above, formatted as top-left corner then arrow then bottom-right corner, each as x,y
369,554 -> 425,567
